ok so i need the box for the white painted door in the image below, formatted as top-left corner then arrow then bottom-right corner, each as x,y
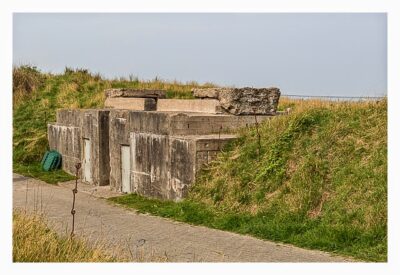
121,145 -> 131,193
83,139 -> 92,183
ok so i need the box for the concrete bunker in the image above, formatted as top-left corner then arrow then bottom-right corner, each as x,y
48,87 -> 281,201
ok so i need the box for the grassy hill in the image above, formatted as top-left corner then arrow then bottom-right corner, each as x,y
194,98 -> 387,260
13,66 -> 387,261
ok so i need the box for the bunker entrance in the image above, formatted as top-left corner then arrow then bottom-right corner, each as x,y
121,145 -> 131,193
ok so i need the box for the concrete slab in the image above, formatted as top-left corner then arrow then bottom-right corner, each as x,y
105,88 -> 166,99
157,99 -> 223,114
105,97 -> 156,110
168,112 -> 272,135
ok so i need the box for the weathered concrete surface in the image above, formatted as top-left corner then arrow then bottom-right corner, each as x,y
13,173 -> 352,262
48,109 -> 110,186
105,88 -> 166,99
128,132 -> 236,200
192,134 -> 237,170
47,123 -> 81,174
193,87 -> 281,115
108,110 -> 272,199
105,97 -> 157,110
109,110 -> 132,192
157,99 -> 223,114
167,112 -> 272,135
113,110 -> 272,136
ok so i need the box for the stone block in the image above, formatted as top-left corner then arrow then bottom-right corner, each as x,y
157,99 -> 223,114
105,88 -> 166,99
192,87 -> 281,115
105,97 -> 157,110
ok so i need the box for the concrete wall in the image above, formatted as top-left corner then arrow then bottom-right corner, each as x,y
128,132 -> 235,200
48,109 -> 110,186
193,134 -> 237,170
123,111 -> 272,136
109,109 -> 131,190
108,109 -> 269,200
130,132 -> 172,198
168,113 -> 271,135
47,123 -> 81,175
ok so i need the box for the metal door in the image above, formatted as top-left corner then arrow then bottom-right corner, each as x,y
121,145 -> 131,193
83,138 -> 92,183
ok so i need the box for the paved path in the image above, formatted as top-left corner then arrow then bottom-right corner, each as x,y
13,173 -> 351,262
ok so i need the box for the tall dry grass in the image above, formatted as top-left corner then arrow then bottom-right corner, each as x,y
13,210 -> 117,262
13,210 -> 171,262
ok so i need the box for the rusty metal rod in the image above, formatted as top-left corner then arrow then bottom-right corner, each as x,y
70,162 -> 81,238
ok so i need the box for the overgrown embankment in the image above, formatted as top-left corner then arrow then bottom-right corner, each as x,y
111,99 -> 387,261
194,99 -> 387,260
13,66 -> 214,180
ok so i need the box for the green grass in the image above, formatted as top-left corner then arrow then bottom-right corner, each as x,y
13,66 -> 214,183
110,99 -> 387,262
13,163 -> 75,184
109,192 -> 384,262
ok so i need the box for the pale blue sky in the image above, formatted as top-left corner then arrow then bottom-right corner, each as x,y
13,13 -> 387,97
